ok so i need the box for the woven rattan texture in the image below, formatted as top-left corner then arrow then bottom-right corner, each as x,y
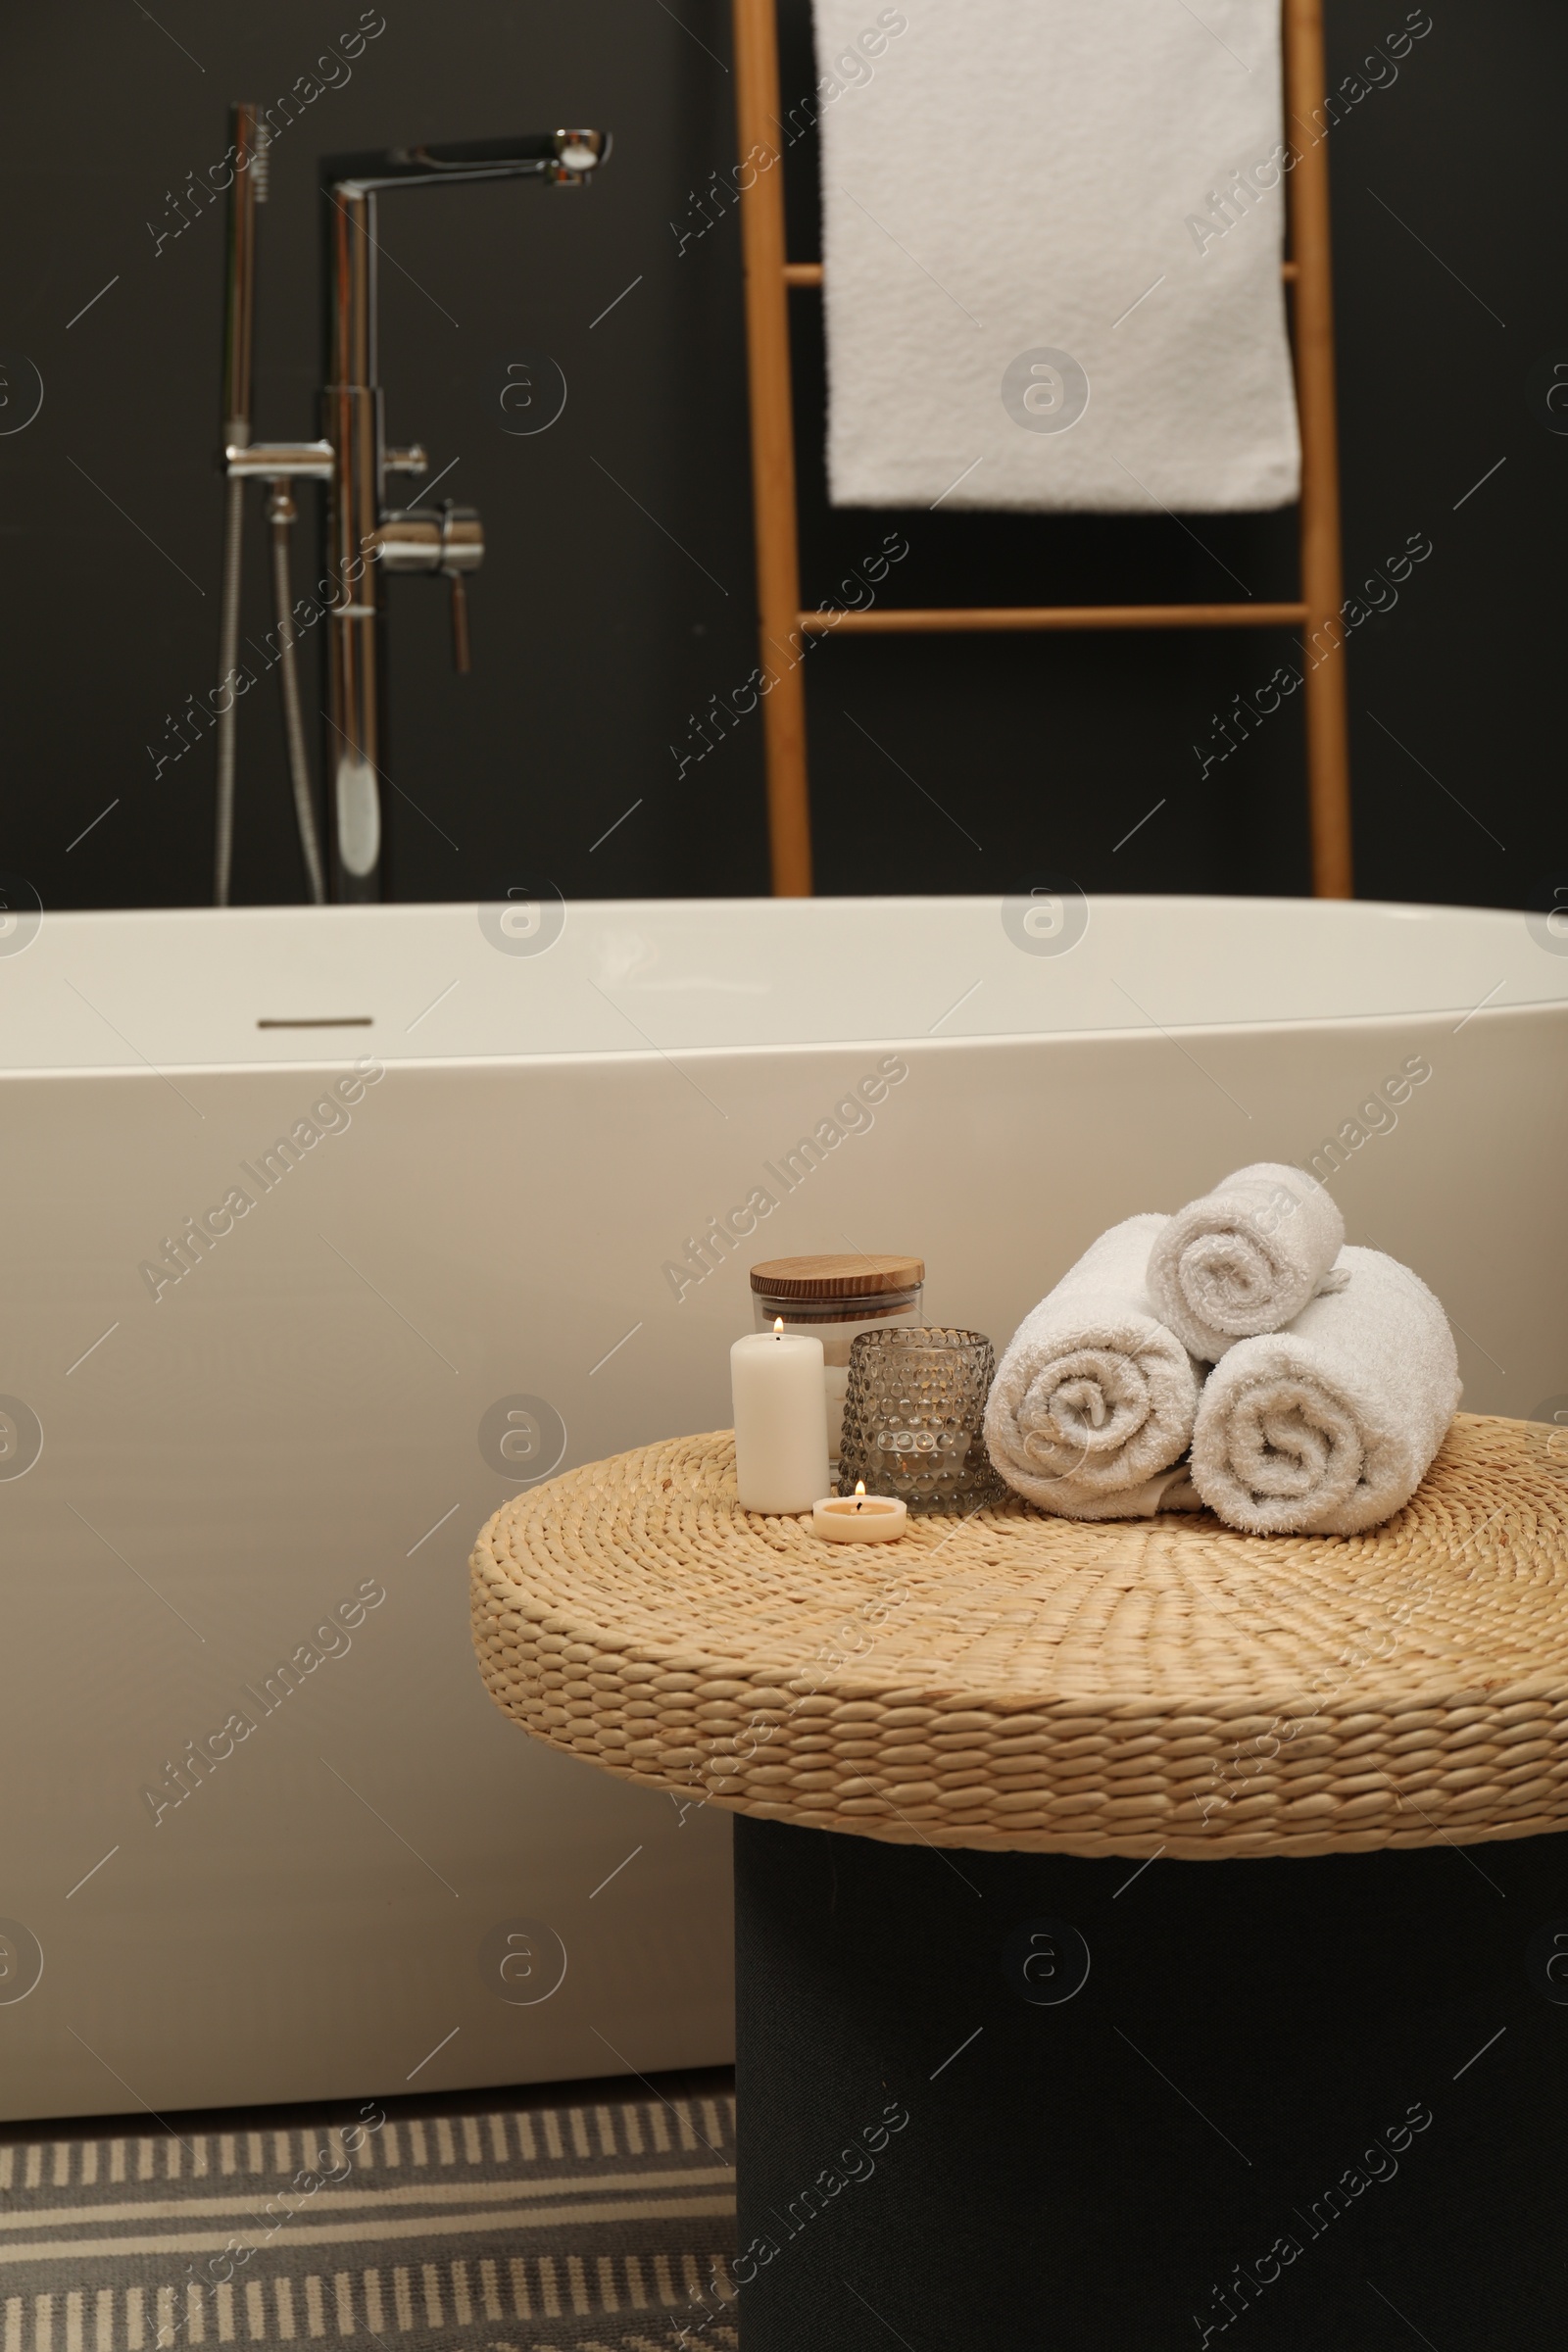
470,1414 -> 1568,1859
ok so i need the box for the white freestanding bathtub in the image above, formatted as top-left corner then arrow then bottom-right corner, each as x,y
1,893 -> 1563,2121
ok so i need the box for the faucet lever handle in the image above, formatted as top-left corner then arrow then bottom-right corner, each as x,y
439,500 -> 480,674
448,572 -> 471,675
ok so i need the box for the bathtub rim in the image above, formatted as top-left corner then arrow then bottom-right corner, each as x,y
0,993 -> 1559,1088
23,890 -> 1557,926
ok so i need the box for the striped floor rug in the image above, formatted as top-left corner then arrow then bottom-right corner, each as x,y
0,2073 -> 736,2352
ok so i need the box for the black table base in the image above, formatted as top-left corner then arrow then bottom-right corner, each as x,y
734,1815 -> 1568,2350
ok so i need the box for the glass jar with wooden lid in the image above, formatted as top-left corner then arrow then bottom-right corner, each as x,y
749,1254 -> 925,1471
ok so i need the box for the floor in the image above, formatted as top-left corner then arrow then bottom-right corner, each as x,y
0,2069 -> 737,2352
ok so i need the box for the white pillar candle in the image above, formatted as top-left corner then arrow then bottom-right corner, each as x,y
731,1322 -> 828,1514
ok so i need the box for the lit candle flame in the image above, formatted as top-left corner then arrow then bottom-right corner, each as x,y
855,1480 -> 865,1509
773,1316 -> 784,1337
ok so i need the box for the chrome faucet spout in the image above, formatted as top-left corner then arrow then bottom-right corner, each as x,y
322,128 -> 609,198
320,126 -> 609,901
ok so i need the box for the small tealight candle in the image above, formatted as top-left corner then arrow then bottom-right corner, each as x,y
812,1480 -> 908,1544
731,1319 -> 829,1514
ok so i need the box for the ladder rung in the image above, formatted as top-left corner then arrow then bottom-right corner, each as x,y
799,602 -> 1310,633
786,258 -> 1300,285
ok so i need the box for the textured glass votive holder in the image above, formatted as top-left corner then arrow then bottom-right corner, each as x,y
837,1326 -> 1007,1514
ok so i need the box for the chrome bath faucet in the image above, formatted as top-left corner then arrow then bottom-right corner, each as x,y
214,110 -> 609,905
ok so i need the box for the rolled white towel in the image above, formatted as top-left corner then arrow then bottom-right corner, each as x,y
1190,1246 -> 1461,1536
1147,1161 -> 1346,1361
985,1214 -> 1202,1520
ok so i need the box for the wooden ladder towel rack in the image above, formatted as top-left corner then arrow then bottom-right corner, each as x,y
731,0 -> 1350,899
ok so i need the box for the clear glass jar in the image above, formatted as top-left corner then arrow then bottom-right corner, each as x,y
750,1254 -> 924,1471
838,1325 -> 1006,1512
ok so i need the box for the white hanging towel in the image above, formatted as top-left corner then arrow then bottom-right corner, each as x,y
811,0 -> 1301,512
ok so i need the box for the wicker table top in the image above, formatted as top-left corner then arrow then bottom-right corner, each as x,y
470,1413 -> 1568,1859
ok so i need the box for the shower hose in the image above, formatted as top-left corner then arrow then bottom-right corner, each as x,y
211,474 -> 327,906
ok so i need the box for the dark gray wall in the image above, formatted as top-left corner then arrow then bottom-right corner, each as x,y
0,0 -> 1559,912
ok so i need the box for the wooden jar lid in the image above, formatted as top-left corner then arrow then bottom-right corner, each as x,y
470,1414 -> 1568,1861
749,1253 -> 924,1299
